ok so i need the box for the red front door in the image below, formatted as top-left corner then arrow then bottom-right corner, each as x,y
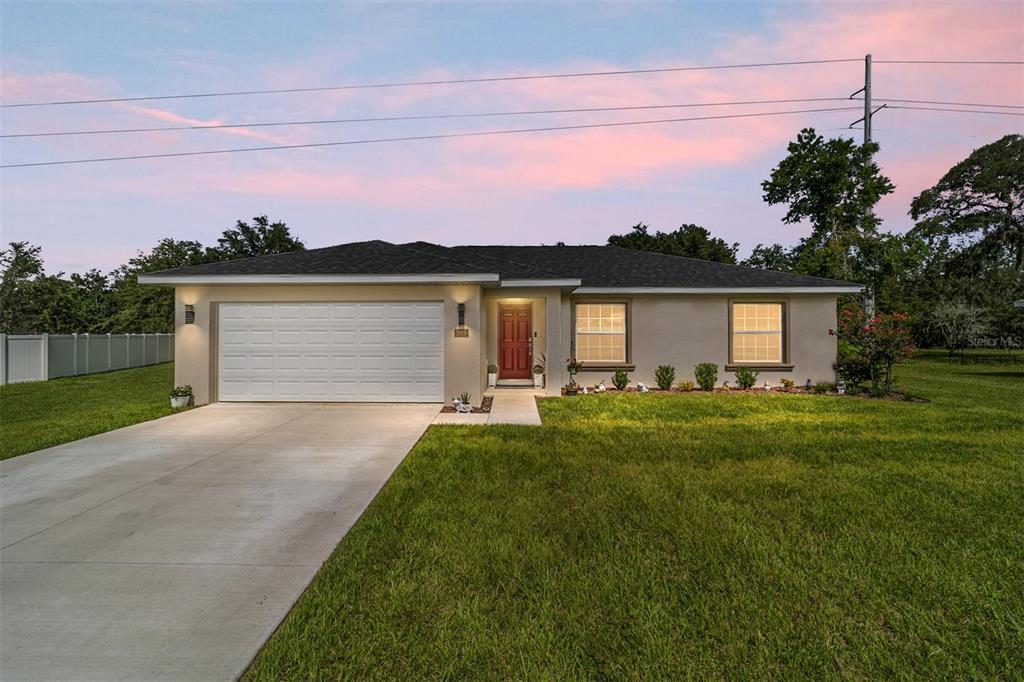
499,303 -> 532,379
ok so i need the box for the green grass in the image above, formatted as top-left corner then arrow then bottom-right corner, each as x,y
0,363 -> 178,460
248,356 -> 1024,680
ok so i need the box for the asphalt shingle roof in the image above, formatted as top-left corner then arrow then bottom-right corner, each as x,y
144,240 -> 859,288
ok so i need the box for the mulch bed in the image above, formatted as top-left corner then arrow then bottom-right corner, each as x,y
439,395 -> 494,414
561,386 -> 928,402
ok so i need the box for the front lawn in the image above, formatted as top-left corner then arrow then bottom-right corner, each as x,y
248,356 -> 1024,680
0,363 -> 177,460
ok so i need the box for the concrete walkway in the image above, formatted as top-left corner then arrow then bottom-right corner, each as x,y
0,402 -> 438,681
432,388 -> 543,425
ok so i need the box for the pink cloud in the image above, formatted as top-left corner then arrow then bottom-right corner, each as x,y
3,0 -> 1021,270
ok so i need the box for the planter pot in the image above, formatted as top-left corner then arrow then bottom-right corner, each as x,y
565,387 -> 578,396
170,396 -> 190,408
533,374 -> 544,388
487,372 -> 497,388
455,402 -> 473,413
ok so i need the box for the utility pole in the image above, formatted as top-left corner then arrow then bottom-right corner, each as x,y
848,54 -> 885,316
863,53 -> 872,143
849,54 -> 884,141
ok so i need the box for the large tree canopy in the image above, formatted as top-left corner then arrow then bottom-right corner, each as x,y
212,215 -> 305,260
0,216 -> 308,334
762,128 -> 894,279
607,223 -> 738,264
910,134 -> 1024,269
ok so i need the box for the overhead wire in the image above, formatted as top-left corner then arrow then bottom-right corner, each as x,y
0,105 -> 863,169
0,97 -> 858,138
0,58 -> 864,108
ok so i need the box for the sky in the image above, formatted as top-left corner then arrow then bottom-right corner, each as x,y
2,0 -> 1022,275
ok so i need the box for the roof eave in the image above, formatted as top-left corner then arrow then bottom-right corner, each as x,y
573,286 -> 864,294
137,273 -> 502,285
498,278 -> 583,288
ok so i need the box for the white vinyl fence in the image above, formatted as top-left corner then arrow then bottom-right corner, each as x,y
0,333 -> 174,386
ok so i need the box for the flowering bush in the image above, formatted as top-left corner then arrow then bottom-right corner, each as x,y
830,304 -> 915,395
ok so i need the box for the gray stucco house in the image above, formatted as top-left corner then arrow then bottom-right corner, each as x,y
140,240 -> 861,405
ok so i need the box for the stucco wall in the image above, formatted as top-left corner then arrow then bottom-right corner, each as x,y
566,293 -> 838,388
482,289 -> 564,395
171,284 -> 837,404
172,283 -> 483,405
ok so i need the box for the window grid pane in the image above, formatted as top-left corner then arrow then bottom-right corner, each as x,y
576,304 -> 626,363
732,303 -> 783,363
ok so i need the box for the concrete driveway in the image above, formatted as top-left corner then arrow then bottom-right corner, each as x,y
0,402 -> 439,681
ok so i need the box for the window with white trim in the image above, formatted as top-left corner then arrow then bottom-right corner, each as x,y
731,302 -> 784,363
575,303 -> 627,363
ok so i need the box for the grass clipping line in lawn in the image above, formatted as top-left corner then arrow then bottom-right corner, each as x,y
0,363 -> 178,460
246,356 -> 1024,680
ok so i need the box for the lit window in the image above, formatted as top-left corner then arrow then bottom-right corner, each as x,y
731,302 -> 784,363
575,303 -> 626,363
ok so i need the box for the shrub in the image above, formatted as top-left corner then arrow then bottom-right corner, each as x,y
734,366 -> 759,389
812,382 -> 834,395
612,369 -> 629,390
779,378 -> 795,391
676,380 -> 695,392
835,353 -> 871,392
654,364 -> 676,390
487,364 -> 498,374
830,303 -> 915,395
171,385 -> 192,397
694,363 -> 718,391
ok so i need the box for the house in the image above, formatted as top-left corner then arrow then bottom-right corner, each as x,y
139,240 -> 861,405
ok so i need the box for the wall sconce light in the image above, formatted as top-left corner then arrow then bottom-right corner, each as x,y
454,302 -> 469,337
184,304 -> 195,324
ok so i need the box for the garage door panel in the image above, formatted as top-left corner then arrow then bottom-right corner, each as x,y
218,302 -> 443,402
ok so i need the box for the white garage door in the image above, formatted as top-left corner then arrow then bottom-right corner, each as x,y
218,302 -> 444,402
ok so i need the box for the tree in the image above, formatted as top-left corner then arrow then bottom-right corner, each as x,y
607,223 -> 738,263
742,243 -> 797,271
212,215 -> 305,259
107,239 -> 211,333
762,128 -> 894,279
929,302 -> 988,358
910,134 -> 1024,269
0,242 -> 45,333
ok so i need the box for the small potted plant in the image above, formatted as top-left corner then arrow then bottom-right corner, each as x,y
487,364 -> 498,387
564,358 -> 582,396
170,385 -> 192,408
456,391 -> 473,412
532,353 -> 546,388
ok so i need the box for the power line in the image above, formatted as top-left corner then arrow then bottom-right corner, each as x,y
0,105 -> 861,169
887,105 -> 1024,116
0,97 -> 855,138
0,59 -> 862,109
875,98 -> 1024,109
873,59 -> 1024,65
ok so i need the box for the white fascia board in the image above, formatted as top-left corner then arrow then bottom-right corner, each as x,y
500,279 -> 583,288
573,286 -> 863,294
137,273 -> 501,285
